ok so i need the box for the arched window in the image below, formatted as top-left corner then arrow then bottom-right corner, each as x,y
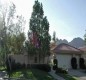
71,57 -> 77,69
79,58 -> 85,69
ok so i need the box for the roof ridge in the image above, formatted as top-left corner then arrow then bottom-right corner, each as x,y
53,43 -> 83,52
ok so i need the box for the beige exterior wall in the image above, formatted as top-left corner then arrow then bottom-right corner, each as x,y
49,53 -> 54,65
10,54 -> 49,65
10,54 -> 28,65
81,52 -> 86,65
56,54 -> 72,69
50,52 -> 81,69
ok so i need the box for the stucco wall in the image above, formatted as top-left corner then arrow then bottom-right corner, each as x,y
51,53 -> 81,69
11,54 -> 28,65
10,54 -> 49,65
56,54 -> 72,69
81,52 -> 86,65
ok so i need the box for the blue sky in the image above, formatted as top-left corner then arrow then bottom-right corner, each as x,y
38,0 -> 86,41
2,0 -> 86,42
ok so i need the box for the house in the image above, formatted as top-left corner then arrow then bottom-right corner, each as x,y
8,42 -> 85,69
79,46 -> 86,64
50,43 -> 83,69
8,47 -> 49,66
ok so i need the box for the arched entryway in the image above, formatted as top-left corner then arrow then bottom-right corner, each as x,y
71,57 -> 77,69
79,58 -> 85,69
53,59 -> 58,70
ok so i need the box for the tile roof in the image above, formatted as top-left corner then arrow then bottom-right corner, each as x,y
79,46 -> 86,52
51,43 -> 83,53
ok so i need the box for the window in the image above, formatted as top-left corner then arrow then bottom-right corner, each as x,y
34,57 -> 37,63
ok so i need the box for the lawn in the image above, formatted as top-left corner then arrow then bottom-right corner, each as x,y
0,66 -> 6,71
10,69 -> 55,80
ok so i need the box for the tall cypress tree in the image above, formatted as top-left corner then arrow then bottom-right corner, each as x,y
29,0 -> 51,63
84,31 -> 86,45
29,0 -> 43,33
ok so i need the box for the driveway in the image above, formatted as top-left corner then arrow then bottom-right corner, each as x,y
68,69 -> 86,80
49,69 -> 65,80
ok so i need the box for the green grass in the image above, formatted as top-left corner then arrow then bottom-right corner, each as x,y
10,69 -> 36,80
10,69 -> 55,80
0,66 -> 6,71
57,73 -> 78,80
32,69 -> 54,80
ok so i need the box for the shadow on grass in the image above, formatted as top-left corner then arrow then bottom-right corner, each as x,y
31,69 -> 54,80
10,69 -> 55,80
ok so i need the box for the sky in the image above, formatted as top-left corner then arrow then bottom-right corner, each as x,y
1,0 -> 86,42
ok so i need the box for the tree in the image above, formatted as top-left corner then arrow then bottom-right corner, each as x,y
29,0 -> 51,63
5,3 -> 25,54
41,16 -> 51,63
52,31 -> 56,43
26,31 -> 36,55
0,2 -> 26,66
7,33 -> 25,54
84,30 -> 86,45
6,14 -> 26,54
0,2 -> 8,65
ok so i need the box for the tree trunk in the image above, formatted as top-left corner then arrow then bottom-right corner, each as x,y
43,54 -> 45,64
39,52 -> 40,64
47,55 -> 49,64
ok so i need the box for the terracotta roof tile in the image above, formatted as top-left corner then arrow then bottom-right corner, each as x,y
79,46 -> 86,52
52,43 -> 83,53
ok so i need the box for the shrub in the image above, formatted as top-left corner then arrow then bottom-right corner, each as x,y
28,64 -> 51,72
13,63 -> 25,70
71,57 -> 77,69
6,58 -> 10,71
53,59 -> 58,70
6,57 -> 25,72
79,58 -> 86,69
56,68 -> 68,74
53,59 -> 58,66
6,57 -> 14,71
53,65 -> 57,70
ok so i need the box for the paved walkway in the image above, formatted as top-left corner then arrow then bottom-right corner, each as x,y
49,70 -> 65,80
0,71 -> 8,80
68,69 -> 86,80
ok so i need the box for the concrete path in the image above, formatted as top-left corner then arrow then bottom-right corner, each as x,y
68,69 -> 86,80
49,70 -> 65,80
0,71 -> 8,80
